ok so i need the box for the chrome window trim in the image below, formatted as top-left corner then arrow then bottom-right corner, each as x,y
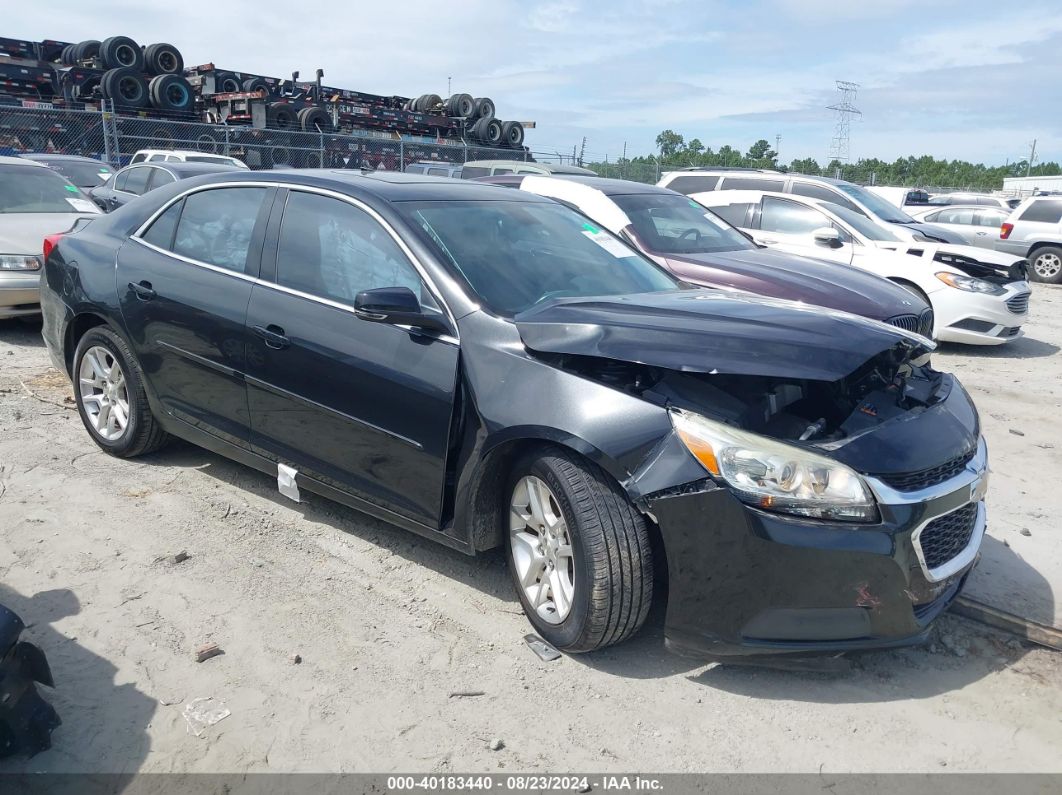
131,236 -> 258,283
130,180 -> 459,338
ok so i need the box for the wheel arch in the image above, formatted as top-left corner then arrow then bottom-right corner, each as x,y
64,312 -> 110,376
459,428 -> 635,553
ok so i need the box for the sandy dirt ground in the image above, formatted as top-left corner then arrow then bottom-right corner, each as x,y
0,288 -> 1060,775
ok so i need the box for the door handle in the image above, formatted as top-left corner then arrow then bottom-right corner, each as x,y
128,280 -> 156,300
253,324 -> 290,350
975,231 -> 987,236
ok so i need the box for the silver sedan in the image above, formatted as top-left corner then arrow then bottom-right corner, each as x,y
908,205 -> 1010,249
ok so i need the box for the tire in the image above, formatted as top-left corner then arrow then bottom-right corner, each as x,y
420,93 -> 442,113
195,131 -> 220,153
506,447 -> 653,653
100,36 -> 144,72
72,40 -> 100,62
148,74 -> 194,112
473,97 -> 495,120
472,117 -> 503,146
213,71 -> 242,94
72,327 -> 169,458
297,106 -> 332,133
1029,246 -> 1062,284
266,103 -> 298,130
242,77 -> 271,96
501,120 -> 525,148
143,42 -> 184,76
100,68 -> 149,109
447,93 -> 475,118
269,142 -> 294,166
60,44 -> 75,65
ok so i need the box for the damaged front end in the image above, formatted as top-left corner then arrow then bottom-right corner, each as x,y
0,603 -> 60,757
517,293 -> 986,659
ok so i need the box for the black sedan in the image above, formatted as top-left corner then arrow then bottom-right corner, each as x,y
39,171 -> 987,659
89,161 -> 239,212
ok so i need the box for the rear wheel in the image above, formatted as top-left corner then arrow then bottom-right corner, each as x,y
73,327 -> 168,458
143,42 -> 184,76
506,448 -> 653,653
100,36 -> 144,72
1029,246 -> 1062,284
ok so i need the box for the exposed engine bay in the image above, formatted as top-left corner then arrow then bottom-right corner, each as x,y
537,346 -> 946,445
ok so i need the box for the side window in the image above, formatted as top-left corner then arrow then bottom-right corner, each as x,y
460,166 -> 489,179
935,208 -> 975,225
493,167 -> 514,175
122,167 -> 152,196
666,175 -> 719,194
427,168 -> 448,177
276,191 -> 422,305
791,181 -> 852,207
114,170 -> 131,191
710,203 -> 751,227
921,210 -> 942,222
147,168 -> 176,191
146,154 -> 164,162
975,210 -> 1006,227
140,199 -> 184,249
760,197 -> 830,234
1019,200 -> 1062,224
130,153 -> 147,164
172,187 -> 268,273
720,177 -> 785,191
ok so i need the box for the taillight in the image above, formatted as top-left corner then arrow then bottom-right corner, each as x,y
43,233 -> 63,261
1000,222 -> 1014,240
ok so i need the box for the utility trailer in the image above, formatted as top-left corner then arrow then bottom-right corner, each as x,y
0,33 -> 528,150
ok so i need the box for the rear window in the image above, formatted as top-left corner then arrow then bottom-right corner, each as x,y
720,176 -> 785,191
665,175 -> 719,194
1019,200 -> 1062,224
0,164 -> 88,214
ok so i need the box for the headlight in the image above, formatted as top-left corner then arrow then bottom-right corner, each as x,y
935,272 -> 1005,295
0,255 -> 41,271
670,409 -> 878,522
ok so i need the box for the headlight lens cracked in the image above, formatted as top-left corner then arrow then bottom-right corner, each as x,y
671,408 -> 879,522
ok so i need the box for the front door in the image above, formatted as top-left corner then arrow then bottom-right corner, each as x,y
754,196 -> 856,265
244,189 -> 459,527
116,185 -> 275,445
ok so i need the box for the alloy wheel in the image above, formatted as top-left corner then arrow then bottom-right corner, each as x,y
1033,252 -> 1061,279
510,475 -> 576,624
78,346 -> 130,441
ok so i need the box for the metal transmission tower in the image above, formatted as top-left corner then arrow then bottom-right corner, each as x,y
827,80 -> 861,165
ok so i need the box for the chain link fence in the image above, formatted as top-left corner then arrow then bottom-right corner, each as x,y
0,103 -> 531,170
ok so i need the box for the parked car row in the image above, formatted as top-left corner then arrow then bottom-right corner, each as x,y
28,167 -> 995,663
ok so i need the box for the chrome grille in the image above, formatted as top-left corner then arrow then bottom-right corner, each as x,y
886,313 -> 919,332
918,308 -> 934,338
917,503 -> 978,571
877,448 -> 976,492
1006,293 -> 1030,314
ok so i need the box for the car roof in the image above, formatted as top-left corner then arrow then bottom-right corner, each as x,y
135,149 -> 236,157
200,168 -> 555,203
124,161 -> 241,176
21,153 -> 108,164
510,174 -> 674,197
0,154 -> 49,167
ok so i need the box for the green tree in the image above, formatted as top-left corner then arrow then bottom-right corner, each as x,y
746,139 -> 777,166
655,130 -> 685,159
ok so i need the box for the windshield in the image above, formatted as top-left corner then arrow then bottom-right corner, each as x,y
399,200 -> 679,317
835,182 -> 915,223
44,160 -> 112,187
612,192 -> 754,254
0,165 -> 88,213
826,203 -> 904,242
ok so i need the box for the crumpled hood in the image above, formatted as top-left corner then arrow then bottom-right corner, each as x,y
662,247 -> 924,320
0,213 -> 93,255
515,290 -> 932,383
873,240 -> 1029,281
891,221 -> 967,245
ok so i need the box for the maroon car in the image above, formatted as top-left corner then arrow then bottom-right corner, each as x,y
479,174 -> 934,338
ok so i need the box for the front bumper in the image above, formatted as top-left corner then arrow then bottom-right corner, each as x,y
932,281 -> 1030,345
651,438 -> 988,659
0,271 -> 42,319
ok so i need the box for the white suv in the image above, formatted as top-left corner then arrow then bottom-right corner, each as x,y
998,196 -> 1062,283
129,149 -> 249,170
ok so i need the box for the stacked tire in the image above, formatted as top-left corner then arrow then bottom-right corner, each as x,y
69,35 -> 194,113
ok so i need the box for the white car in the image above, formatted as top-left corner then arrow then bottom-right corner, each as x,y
906,205 -> 1011,249
129,149 -> 249,169
694,190 -> 1032,346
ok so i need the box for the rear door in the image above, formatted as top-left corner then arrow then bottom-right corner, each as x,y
117,184 -> 275,445
243,188 -> 460,528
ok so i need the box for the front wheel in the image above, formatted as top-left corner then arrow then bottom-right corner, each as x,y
73,326 -> 169,458
506,448 -> 653,653
1029,246 -> 1062,284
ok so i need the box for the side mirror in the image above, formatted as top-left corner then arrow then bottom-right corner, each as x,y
354,286 -> 450,333
812,227 -> 844,249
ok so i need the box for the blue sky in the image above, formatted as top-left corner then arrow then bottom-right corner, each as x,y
9,1 -> 1061,165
